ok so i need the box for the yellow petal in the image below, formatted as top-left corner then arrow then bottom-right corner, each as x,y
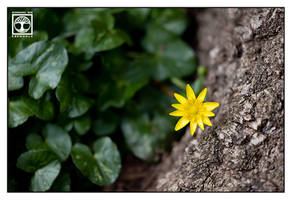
171,104 -> 184,110
197,88 -> 207,102
197,117 -> 204,131
174,117 -> 190,131
203,111 -> 215,117
203,117 -> 212,126
186,84 -> 196,100
169,110 -> 184,116
174,93 -> 187,104
203,102 -> 219,111
190,121 -> 197,136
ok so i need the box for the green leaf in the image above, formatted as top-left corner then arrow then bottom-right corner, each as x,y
191,76 -> 204,96
16,149 -> 58,173
97,79 -> 147,111
74,115 -> 91,135
75,28 -> 129,56
8,96 -> 54,128
92,137 -> 121,185
9,41 -> 68,99
8,97 -> 36,128
43,124 -> 72,161
56,73 -> 94,118
124,56 -> 153,84
63,8 -> 114,33
8,30 -> 48,58
68,95 -> 94,118
151,8 -> 187,35
30,160 -> 61,192
121,113 -> 174,161
124,8 -> 151,29
51,172 -> 71,192
8,68 -> 23,91
93,29 -> 128,53
71,137 -> 121,186
26,133 -> 45,150
92,111 -> 119,136
35,95 -> 55,121
141,24 -> 196,80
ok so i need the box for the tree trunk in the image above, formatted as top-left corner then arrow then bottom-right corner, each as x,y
148,8 -> 284,192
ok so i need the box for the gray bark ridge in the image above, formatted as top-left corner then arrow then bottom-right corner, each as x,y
156,8 -> 284,192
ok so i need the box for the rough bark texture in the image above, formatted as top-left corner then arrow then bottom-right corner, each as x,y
150,8 -> 284,192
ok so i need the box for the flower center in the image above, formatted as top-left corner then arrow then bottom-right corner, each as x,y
184,100 -> 203,121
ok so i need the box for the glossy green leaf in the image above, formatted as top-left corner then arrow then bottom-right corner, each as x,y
43,124 -> 72,161
30,160 -> 61,192
75,28 -> 129,56
9,41 -> 68,99
71,137 -> 121,186
8,97 -> 36,128
26,133 -> 45,150
74,115 -> 91,135
63,8 -> 114,32
93,29 -> 128,53
141,24 -> 196,80
97,79 -> 147,111
8,68 -> 23,91
92,137 -> 121,185
68,95 -> 94,118
121,113 -> 174,161
51,172 -> 71,192
35,96 -> 55,121
124,8 -> 151,28
92,112 -> 118,136
56,73 -> 94,118
151,8 -> 187,35
16,149 -> 58,173
8,96 -> 54,128
8,30 -> 48,59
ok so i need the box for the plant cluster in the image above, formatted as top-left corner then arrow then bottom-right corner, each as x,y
8,8 -> 203,191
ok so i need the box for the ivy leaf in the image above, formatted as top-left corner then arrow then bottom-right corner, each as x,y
97,78 -> 147,111
26,133 -> 46,150
8,68 -> 23,91
9,41 -> 68,99
92,137 -> 121,185
63,8 -> 114,33
73,115 -> 91,135
92,29 -> 129,53
71,137 -> 121,186
121,113 -> 174,161
51,172 -> 71,192
151,8 -> 187,35
75,28 -> 129,56
8,97 -> 36,128
16,149 -> 58,173
141,24 -> 196,80
42,124 -> 72,161
93,111 -> 119,136
30,160 -> 61,192
123,8 -> 151,29
56,73 -> 94,118
8,30 -> 48,59
8,96 -> 54,128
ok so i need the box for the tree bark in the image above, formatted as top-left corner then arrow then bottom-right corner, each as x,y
150,8 -> 284,192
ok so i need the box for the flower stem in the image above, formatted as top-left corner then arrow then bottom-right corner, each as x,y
170,77 -> 186,90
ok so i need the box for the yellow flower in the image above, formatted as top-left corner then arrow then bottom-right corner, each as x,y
169,84 -> 219,136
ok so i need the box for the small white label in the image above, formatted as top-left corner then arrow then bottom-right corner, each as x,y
12,11 -> 33,37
